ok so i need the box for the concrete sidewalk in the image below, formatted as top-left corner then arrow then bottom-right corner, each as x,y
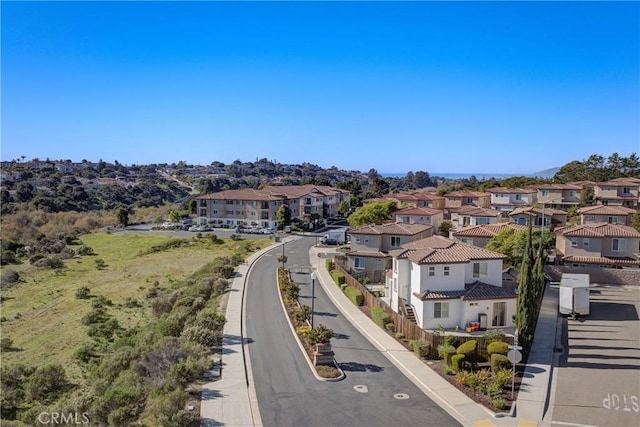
311,247 -> 557,427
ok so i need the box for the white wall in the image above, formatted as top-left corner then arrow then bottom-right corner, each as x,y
463,259 -> 503,286
412,263 -> 466,293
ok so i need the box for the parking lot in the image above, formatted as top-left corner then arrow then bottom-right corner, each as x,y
551,283 -> 640,427
121,223 -> 276,240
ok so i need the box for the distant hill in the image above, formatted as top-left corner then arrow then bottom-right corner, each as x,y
531,167 -> 560,178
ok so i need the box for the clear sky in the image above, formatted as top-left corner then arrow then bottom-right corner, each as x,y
2,1 -> 639,174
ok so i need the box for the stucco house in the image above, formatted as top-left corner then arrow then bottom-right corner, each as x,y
487,187 -> 537,213
393,206 -> 444,231
448,205 -> 502,230
509,206 -> 567,229
555,222 -> 640,268
535,183 -> 582,210
578,205 -> 637,226
594,178 -> 640,208
387,236 -> 516,331
452,223 -> 527,248
384,192 -> 446,210
346,223 -> 433,282
444,191 -> 492,209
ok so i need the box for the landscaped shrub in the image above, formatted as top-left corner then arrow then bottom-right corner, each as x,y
491,368 -> 513,389
344,286 -> 363,306
492,397 -> 507,410
451,354 -> 466,372
316,364 -> 341,379
456,340 -> 477,369
371,306 -> 392,329
487,341 -> 509,355
295,305 -> 312,324
483,329 -> 506,343
332,270 -> 345,285
308,324 -> 333,346
325,258 -> 334,271
385,322 -> 395,332
410,339 -> 431,359
491,354 -> 512,372
396,332 -> 405,340
443,345 -> 457,367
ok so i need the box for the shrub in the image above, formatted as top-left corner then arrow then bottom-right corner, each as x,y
316,364 -> 341,379
493,397 -> 507,410
492,368 -> 513,389
455,370 -> 473,385
410,339 -> 431,359
483,329 -> 506,344
395,332 -> 405,340
456,340 -> 477,368
344,286 -> 363,306
340,284 -> 348,291
0,269 -> 20,286
94,258 -> 106,269
24,364 -> 67,401
75,245 -> 94,256
307,324 -> 333,346
332,270 -> 345,285
443,345 -> 457,367
34,256 -> 64,269
295,305 -> 312,324
296,325 -> 312,339
487,341 -> 509,355
325,258 -> 334,271
1,337 -> 14,351
491,354 -> 512,372
74,344 -> 95,363
451,354 -> 466,372
371,306 -> 391,329
75,286 -> 91,299
82,307 -> 107,325
385,322 -> 395,332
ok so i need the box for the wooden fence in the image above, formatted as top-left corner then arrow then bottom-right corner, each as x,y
334,263 -> 513,360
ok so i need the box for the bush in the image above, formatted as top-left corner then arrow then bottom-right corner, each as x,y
0,269 -> 20,286
487,341 -> 509,355
316,364 -> 341,379
332,270 -> 345,285
491,354 -> 512,372
371,306 -> 392,329
75,286 -> 91,299
410,339 -> 431,359
443,345 -> 457,367
385,322 -> 395,332
483,329 -> 506,344
456,340 -> 477,368
307,324 -> 333,346
34,256 -> 64,269
325,258 -> 334,271
76,245 -> 95,256
1,337 -> 14,351
344,286 -> 363,306
492,368 -> 513,389
493,397 -> 507,410
451,354 -> 466,372
295,305 -> 312,324
395,332 -> 405,340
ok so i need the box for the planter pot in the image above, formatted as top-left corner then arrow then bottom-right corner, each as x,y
316,343 -> 332,354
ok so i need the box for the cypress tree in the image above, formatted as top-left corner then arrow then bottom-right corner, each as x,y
532,233 -> 546,307
516,220 -> 536,358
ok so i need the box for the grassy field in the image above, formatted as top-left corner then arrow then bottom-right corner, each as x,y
0,231 -> 272,382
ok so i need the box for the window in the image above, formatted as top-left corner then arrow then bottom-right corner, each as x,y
212,210 -> 218,215
541,190 -> 549,197
583,238 -> 590,247
623,187 -> 631,194
428,266 -> 435,276
472,262 -> 488,278
354,257 -> 365,268
607,216 -> 617,224
518,217 -> 527,225
354,236 -> 361,244
402,216 -> 410,224
492,302 -> 506,327
444,266 -> 450,276
434,302 -> 449,319
391,236 -> 401,247
515,194 -> 522,201
569,190 -> 576,197
570,238 -> 578,247
461,238 -> 473,245
612,239 -> 626,252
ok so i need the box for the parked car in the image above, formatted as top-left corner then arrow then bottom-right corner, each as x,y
262,227 -> 275,234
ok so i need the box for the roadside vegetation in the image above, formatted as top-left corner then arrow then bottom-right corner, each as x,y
0,229 -> 269,426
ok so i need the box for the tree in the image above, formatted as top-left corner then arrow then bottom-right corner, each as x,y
580,185 -> 594,206
169,210 -> 181,223
277,205 -> 292,229
188,199 -> 197,214
516,221 -> 536,358
338,200 -> 350,217
632,212 -> 640,233
347,200 -> 396,226
116,206 -> 130,228
438,221 -> 453,237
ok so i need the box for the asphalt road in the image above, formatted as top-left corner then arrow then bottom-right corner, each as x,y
245,236 -> 460,427
552,284 -> 640,427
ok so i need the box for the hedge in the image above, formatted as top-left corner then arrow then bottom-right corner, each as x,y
344,286 -> 364,306
491,354 -> 511,372
325,258 -> 334,272
372,306 -> 391,329
487,341 -> 509,356
332,270 -> 345,285
443,345 -> 457,367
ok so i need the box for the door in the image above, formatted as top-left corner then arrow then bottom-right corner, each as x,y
492,302 -> 506,327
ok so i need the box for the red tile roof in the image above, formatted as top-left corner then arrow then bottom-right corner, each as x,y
196,184 -> 349,201
452,223 -> 527,238
535,183 -> 583,190
385,192 -> 445,202
391,235 -> 506,264
562,255 -> 640,266
346,250 -> 390,258
579,205 -> 637,215
445,191 -> 490,198
486,187 -> 537,194
394,206 -> 444,216
556,222 -> 640,238
349,222 -> 432,236
414,281 -> 517,301
509,207 -> 567,217
449,206 -> 502,217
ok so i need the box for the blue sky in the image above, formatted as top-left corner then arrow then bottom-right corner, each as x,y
2,1 -> 639,174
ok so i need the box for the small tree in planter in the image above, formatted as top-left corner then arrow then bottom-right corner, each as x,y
308,324 -> 333,347
308,324 -> 334,366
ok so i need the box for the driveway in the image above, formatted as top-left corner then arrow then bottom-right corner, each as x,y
550,283 -> 640,427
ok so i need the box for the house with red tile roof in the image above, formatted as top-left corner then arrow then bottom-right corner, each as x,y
452,223 -> 527,248
555,222 -> 640,268
448,205 -> 502,230
196,185 -> 350,228
444,190 -> 491,209
387,236 -> 515,330
393,206 -> 444,230
535,183 -> 582,210
594,178 -> 640,209
579,205 -> 637,226
384,192 -> 446,209
346,223 -> 432,282
509,206 -> 567,229
487,187 -> 537,213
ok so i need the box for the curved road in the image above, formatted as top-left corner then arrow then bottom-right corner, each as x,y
245,236 -> 459,427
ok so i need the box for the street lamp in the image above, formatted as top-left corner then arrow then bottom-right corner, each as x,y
540,198 -> 562,235
310,271 -> 316,329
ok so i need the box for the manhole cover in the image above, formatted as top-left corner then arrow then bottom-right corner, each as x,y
393,393 -> 410,400
353,385 -> 368,394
